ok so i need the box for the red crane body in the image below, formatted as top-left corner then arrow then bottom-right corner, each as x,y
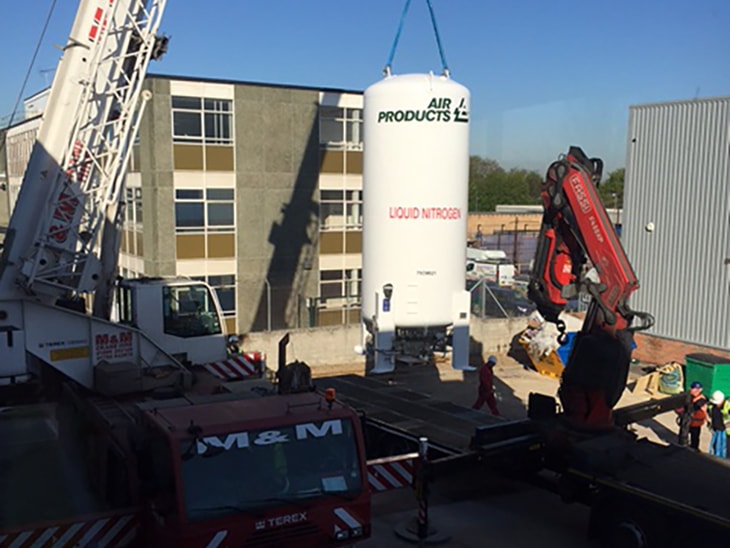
529,146 -> 653,429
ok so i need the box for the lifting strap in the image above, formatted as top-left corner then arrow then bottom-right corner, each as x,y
384,0 -> 450,77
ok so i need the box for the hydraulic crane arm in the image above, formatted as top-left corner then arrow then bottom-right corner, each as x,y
528,146 -> 654,429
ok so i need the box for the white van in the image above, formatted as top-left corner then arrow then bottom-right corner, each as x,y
466,248 -> 516,286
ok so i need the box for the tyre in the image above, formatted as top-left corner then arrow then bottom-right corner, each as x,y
594,504 -> 668,548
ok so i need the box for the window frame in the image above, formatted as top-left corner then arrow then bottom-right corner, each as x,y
318,268 -> 361,308
319,189 -> 361,232
174,187 -> 235,234
319,106 -> 363,151
124,187 -> 143,228
192,274 -> 237,318
171,96 -> 234,146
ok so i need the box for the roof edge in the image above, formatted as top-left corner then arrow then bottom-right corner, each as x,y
629,95 -> 730,110
147,72 -> 363,95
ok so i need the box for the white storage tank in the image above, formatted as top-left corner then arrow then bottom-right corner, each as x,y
362,73 -> 470,327
360,72 -> 472,373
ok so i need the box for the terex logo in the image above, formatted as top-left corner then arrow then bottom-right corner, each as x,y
196,419 -> 343,455
377,96 -> 469,124
255,512 -> 308,531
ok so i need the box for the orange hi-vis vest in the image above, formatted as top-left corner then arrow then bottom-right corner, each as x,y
689,394 -> 708,428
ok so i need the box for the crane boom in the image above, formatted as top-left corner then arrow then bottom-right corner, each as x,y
0,0 -> 168,310
529,146 -> 654,429
0,0 -> 229,392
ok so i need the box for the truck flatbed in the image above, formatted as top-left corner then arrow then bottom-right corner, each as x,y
567,432 -> 730,527
317,374 -> 502,453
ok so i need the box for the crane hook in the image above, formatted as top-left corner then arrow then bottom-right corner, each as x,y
556,319 -> 569,345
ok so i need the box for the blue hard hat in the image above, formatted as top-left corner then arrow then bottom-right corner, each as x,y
690,381 -> 703,389
486,355 -> 497,364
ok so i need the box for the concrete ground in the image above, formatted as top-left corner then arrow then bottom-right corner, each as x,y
315,351 -> 715,547
362,467 -> 593,548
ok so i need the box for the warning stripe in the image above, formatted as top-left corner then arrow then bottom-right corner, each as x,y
367,456 -> 415,492
202,353 -> 265,381
88,7 -> 104,41
333,507 -> 361,533
88,5 -> 110,43
0,511 -> 138,548
205,530 -> 228,548
66,140 -> 91,184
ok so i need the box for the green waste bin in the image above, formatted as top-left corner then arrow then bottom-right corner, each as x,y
684,353 -> 730,395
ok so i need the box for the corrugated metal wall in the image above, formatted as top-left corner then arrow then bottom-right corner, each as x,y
623,97 -> 730,349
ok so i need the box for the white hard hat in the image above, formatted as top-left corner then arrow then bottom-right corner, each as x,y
710,390 -> 725,405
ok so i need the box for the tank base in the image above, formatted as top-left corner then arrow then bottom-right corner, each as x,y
370,359 -> 395,374
450,292 -> 471,370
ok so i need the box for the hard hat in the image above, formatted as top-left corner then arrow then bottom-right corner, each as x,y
690,381 -> 703,389
228,335 -> 240,344
711,390 -> 725,405
486,355 -> 497,365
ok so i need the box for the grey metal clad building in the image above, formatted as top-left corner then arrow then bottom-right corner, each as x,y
623,96 -> 730,349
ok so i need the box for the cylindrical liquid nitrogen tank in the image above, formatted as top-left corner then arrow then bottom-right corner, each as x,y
362,73 -> 469,328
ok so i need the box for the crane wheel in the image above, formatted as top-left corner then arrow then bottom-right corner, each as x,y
593,503 -> 667,548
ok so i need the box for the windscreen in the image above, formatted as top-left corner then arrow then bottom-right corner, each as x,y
162,283 -> 222,337
179,417 -> 362,522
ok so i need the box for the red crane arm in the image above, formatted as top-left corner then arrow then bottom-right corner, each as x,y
528,146 -> 652,337
527,146 -> 654,429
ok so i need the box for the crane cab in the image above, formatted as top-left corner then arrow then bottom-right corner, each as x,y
116,278 -> 227,366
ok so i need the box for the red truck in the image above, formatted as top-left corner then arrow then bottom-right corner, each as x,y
0,370 -> 373,547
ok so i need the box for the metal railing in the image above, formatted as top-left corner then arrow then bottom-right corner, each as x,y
468,278 -> 590,320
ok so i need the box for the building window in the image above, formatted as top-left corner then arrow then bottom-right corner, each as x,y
319,107 -> 362,150
192,275 -> 236,318
172,96 -> 233,145
209,275 -> 236,316
6,128 -> 38,177
125,188 -> 143,228
175,188 -> 235,233
319,269 -> 361,308
121,188 -> 144,257
320,190 -> 361,231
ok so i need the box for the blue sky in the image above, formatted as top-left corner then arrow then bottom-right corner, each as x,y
1,0 -> 729,173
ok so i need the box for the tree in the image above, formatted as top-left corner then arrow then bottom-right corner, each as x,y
469,156 -> 502,178
468,155 -> 626,213
468,155 -> 542,212
598,168 -> 624,208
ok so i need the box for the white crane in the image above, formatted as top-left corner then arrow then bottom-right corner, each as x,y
0,0 -> 227,393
